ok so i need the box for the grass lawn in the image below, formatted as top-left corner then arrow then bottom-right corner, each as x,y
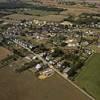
75,53 -> 100,100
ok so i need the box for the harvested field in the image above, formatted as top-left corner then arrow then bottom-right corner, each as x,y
37,14 -> 65,22
3,14 -> 37,21
0,66 -> 91,100
0,47 -> 10,61
60,7 -> 100,16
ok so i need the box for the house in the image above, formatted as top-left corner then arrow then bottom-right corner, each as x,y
35,64 -> 42,71
57,63 -> 62,68
81,41 -> 89,46
24,56 -> 32,62
85,49 -> 92,55
63,67 -> 71,73
65,39 -> 79,47
97,42 -> 100,48
60,21 -> 73,26
49,61 -> 55,65
0,35 -> 3,43
46,56 -> 50,61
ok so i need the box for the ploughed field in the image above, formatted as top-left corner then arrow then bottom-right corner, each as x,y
0,66 -> 91,100
0,47 -> 11,61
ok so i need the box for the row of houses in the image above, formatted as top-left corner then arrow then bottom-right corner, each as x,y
10,36 -> 72,75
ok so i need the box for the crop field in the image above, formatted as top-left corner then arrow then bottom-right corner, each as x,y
23,9 -> 59,16
3,14 -> 37,21
37,14 -> 65,22
5,14 -> 60,23
0,66 -> 91,100
75,53 -> 100,100
60,6 -> 100,16
0,0 -> 32,3
0,47 -> 11,61
0,0 -> 100,3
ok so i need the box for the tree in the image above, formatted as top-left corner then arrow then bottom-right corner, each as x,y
52,47 -> 64,57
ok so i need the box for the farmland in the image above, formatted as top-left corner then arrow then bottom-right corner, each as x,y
0,66 -> 91,100
37,14 -> 65,22
75,53 -> 100,100
0,0 -> 62,17
0,47 -> 11,61
60,7 -> 100,16
0,0 -> 99,22
0,0 -> 100,100
3,14 -> 36,21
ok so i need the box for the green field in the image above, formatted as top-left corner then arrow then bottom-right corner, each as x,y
0,0 -> 62,16
75,53 -> 100,100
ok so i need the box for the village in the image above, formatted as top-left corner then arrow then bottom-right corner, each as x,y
0,16 -> 99,80
0,0 -> 100,100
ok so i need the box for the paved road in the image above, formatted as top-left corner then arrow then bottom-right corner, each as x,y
34,53 -> 95,100
13,40 -> 95,100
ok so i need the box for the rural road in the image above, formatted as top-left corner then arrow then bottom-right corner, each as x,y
13,39 -> 95,100
34,53 -> 95,100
